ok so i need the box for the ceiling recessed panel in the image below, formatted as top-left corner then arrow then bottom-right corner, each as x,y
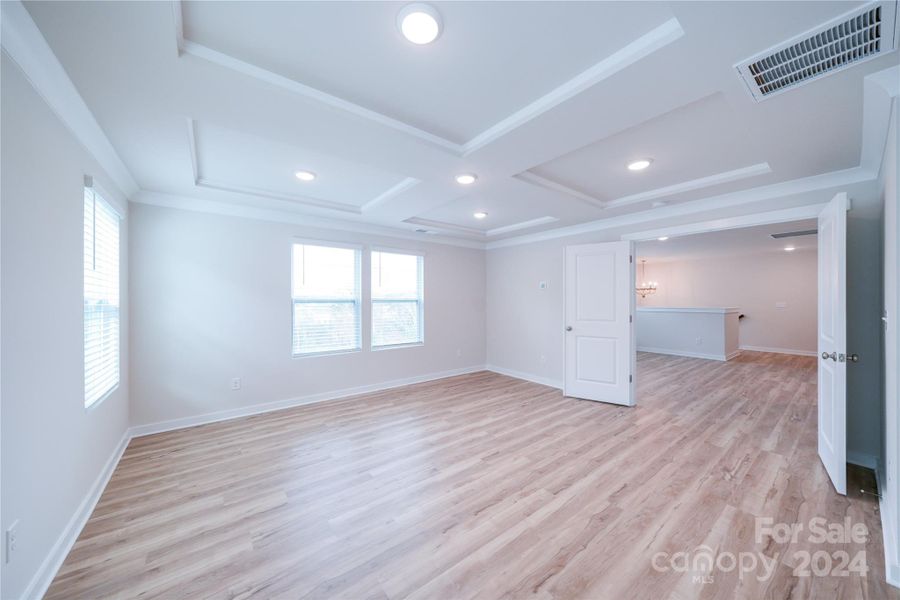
414,177 -> 601,235
193,121 -> 409,210
181,1 -> 676,144
528,92 -> 773,204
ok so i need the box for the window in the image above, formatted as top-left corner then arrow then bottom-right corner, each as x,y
371,251 -> 424,348
292,243 -> 361,355
83,185 -> 120,407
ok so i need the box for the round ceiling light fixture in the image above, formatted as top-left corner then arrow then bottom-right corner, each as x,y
784,246 -> 796,252
456,173 -> 478,185
294,170 -> 317,181
473,211 -> 488,219
627,159 -> 653,171
657,236 -> 669,241
398,3 -> 442,45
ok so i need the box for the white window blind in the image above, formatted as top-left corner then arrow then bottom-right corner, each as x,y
292,243 -> 361,355
371,251 -> 424,348
83,186 -> 120,407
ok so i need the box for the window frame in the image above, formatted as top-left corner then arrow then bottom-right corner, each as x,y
370,249 -> 425,351
83,182 -> 121,409
290,240 -> 363,358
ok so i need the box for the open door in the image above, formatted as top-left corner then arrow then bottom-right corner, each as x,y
564,242 -> 635,406
818,192 -> 848,495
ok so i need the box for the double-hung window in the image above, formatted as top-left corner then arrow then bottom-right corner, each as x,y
371,251 -> 424,348
83,185 -> 120,407
291,243 -> 361,356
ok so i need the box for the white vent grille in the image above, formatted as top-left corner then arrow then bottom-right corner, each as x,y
736,1 -> 898,101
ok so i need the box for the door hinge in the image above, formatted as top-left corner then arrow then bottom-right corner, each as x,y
629,315 -> 633,323
629,255 -> 633,263
629,374 -> 633,383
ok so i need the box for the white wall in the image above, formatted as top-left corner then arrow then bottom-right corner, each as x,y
128,203 -> 486,429
636,251 -> 818,354
1,55 -> 130,599
880,99 -> 899,585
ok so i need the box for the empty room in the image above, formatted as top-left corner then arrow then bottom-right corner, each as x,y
2,1 -> 899,599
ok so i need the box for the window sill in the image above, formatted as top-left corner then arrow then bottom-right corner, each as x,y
371,342 -> 424,352
291,348 -> 361,359
85,383 -> 119,412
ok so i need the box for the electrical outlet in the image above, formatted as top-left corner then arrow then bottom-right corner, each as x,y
695,337 -> 703,346
540,354 -> 547,364
6,520 -> 19,564
456,348 -> 462,358
231,378 -> 241,391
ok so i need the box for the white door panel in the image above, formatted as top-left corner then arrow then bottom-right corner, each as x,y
818,192 -> 848,495
565,242 -> 635,405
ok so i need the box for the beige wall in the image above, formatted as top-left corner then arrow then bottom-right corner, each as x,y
1,55 -> 130,599
636,251 -> 818,354
128,203 -> 486,428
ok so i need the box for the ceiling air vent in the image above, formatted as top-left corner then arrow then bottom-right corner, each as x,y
735,1 -> 898,101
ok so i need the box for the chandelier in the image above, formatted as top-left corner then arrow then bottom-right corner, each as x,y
635,259 -> 658,299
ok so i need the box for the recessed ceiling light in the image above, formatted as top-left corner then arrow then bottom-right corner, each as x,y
657,236 -> 669,241
456,173 -> 477,185
627,159 -> 653,171
294,170 -> 316,181
784,246 -> 796,252
398,3 -> 442,45
473,211 -> 488,219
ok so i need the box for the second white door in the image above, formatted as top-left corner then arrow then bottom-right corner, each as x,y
564,242 -> 635,406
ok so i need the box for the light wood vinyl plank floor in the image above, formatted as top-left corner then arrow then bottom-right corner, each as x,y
46,352 -> 896,599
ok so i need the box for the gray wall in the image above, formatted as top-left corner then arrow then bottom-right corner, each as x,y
128,203 -> 486,428
1,55 -> 130,599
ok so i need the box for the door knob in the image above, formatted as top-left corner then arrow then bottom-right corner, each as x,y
566,326 -> 573,331
848,353 -> 860,362
821,351 -> 836,361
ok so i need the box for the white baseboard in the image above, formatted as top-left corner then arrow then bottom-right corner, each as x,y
637,346 -> 728,361
874,465 -> 900,588
23,428 -> 131,600
484,364 -> 563,389
739,345 -> 817,357
130,365 -> 487,437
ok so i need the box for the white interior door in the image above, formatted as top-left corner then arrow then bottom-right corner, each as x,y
564,242 -> 635,405
818,192 -> 849,495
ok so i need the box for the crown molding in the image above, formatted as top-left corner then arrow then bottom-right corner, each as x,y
513,171 -> 606,208
620,203 -> 826,241
861,65 -> 900,174
132,191 -> 486,250
1,0 -> 139,197
173,0 -> 682,158
458,18 -> 684,155
605,162 -> 772,208
404,215 -> 559,238
487,216 -> 559,236
485,166 -> 875,249
361,177 -> 421,212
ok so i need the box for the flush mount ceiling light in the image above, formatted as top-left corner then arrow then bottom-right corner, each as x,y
627,159 -> 653,171
784,246 -> 796,252
294,170 -> 316,181
657,236 -> 669,241
456,173 -> 478,185
398,3 -> 442,45
473,211 -> 488,219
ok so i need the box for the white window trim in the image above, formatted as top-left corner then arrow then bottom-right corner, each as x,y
370,250 -> 425,350
83,182 -> 121,409
290,241 -> 362,358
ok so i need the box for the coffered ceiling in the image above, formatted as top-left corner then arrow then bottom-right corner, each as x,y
16,1 -> 900,247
